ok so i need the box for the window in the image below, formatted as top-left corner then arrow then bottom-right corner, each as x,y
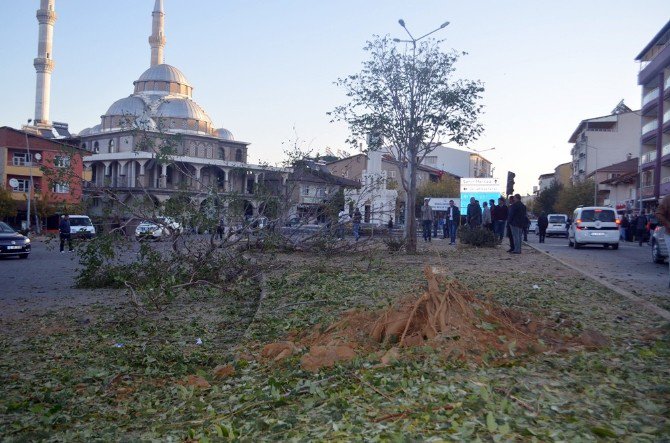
425,156 -> 437,165
12,153 -> 32,166
93,141 -> 100,153
579,209 -> 616,223
11,178 -> 29,192
218,147 -> 226,160
302,186 -> 310,196
389,170 -> 396,179
235,149 -> 243,162
108,139 -> 115,153
316,188 -> 326,197
53,183 -> 70,194
54,156 -> 71,168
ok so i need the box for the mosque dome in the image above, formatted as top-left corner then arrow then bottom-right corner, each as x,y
137,64 -> 191,86
157,98 -> 211,123
215,128 -> 235,140
133,64 -> 193,97
105,96 -> 147,117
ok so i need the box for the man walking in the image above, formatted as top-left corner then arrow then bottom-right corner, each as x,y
537,212 -> 548,243
446,200 -> 460,245
508,194 -> 527,254
337,208 -> 349,239
466,197 -> 482,228
421,199 -> 434,242
655,194 -> 670,288
352,207 -> 362,241
59,214 -> 73,253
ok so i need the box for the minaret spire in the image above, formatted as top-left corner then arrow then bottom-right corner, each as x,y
34,0 -> 57,126
149,0 -> 166,67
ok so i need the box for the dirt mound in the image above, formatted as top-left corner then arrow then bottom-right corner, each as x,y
267,266 -> 605,371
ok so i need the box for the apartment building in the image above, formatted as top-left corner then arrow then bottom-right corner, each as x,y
635,20 -> 670,208
0,126 -> 89,229
568,102 -> 640,184
421,145 -> 493,178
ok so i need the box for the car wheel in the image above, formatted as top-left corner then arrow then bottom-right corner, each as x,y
19,253 -> 29,259
652,241 -> 664,263
611,243 -> 619,250
568,237 -> 574,247
574,241 -> 582,249
603,244 -> 609,249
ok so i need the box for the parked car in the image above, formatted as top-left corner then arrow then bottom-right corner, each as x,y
135,217 -> 182,241
69,215 -> 96,239
546,214 -> 569,237
528,219 -> 538,233
0,222 -> 31,259
651,226 -> 668,264
568,206 -> 619,249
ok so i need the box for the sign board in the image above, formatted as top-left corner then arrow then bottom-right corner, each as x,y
427,197 -> 460,212
8,178 -> 19,188
460,178 -> 502,213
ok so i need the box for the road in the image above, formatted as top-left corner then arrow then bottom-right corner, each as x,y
525,230 -> 669,306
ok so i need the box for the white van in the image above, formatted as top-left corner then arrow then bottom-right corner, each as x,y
68,215 -> 96,239
568,206 -> 619,249
546,214 -> 569,237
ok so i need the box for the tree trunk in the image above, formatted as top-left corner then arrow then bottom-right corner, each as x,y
404,156 -> 418,253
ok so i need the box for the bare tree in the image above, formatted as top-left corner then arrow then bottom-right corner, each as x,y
332,35 -> 484,252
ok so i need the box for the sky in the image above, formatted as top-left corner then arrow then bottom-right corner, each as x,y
0,1 -> 668,194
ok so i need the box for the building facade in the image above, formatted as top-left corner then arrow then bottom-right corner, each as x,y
0,127 -> 89,229
420,145 -> 493,178
537,173 -> 556,192
635,20 -> 670,208
568,103 -> 641,184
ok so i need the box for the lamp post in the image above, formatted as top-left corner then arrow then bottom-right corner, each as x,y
392,19 -> 450,240
23,120 -> 34,233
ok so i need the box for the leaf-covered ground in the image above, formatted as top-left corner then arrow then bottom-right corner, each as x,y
1,244 -> 669,441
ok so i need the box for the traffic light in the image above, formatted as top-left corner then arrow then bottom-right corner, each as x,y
506,171 -> 516,196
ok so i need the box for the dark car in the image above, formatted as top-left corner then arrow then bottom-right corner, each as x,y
0,222 -> 31,259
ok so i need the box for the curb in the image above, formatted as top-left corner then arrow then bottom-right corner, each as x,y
524,241 -> 670,322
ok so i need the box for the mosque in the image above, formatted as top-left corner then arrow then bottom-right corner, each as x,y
73,1 -> 290,216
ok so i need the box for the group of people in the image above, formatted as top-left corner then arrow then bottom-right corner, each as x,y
619,210 -> 651,246
337,207 -> 363,241
420,194 -> 529,253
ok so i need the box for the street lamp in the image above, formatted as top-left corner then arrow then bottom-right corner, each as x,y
392,19 -> 450,237
23,119 -> 34,233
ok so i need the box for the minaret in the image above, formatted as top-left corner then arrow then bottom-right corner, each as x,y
149,0 -> 166,66
33,0 -> 57,127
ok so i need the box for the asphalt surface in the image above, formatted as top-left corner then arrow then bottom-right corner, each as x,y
526,231 -> 669,300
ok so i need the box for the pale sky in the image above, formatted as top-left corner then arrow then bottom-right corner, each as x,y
1,1 -> 667,194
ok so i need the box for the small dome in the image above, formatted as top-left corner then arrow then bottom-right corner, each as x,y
157,98 -> 212,124
137,64 -> 191,87
78,127 -> 93,136
105,96 -> 146,117
216,128 -> 235,140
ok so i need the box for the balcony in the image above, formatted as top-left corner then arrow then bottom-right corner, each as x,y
664,110 -> 670,133
640,185 -> 655,199
4,164 -> 44,177
666,76 -> 670,97
641,150 -> 657,168
662,176 -> 670,196
641,120 -> 658,144
642,87 -> 659,108
664,142 -> 670,157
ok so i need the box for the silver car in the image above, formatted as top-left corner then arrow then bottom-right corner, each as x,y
651,226 -> 668,264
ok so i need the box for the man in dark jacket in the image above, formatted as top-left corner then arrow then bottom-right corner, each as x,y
636,209 -> 648,246
445,200 -> 460,245
537,212 -> 549,243
59,215 -> 73,253
494,197 -> 508,242
466,197 -> 482,228
508,194 -> 527,254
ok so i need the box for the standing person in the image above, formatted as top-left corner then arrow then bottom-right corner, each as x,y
466,197 -> 482,228
508,194 -> 527,254
506,196 -> 515,251
446,200 -> 460,245
433,216 -> 439,239
636,209 -> 648,246
59,215 -> 73,253
494,197 -> 508,242
537,212 -> 548,243
421,199 -> 434,242
523,214 -> 530,242
488,199 -> 497,231
482,202 -> 492,231
387,216 -> 394,230
352,207 -> 362,241
620,214 -> 629,241
655,194 -> 670,288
